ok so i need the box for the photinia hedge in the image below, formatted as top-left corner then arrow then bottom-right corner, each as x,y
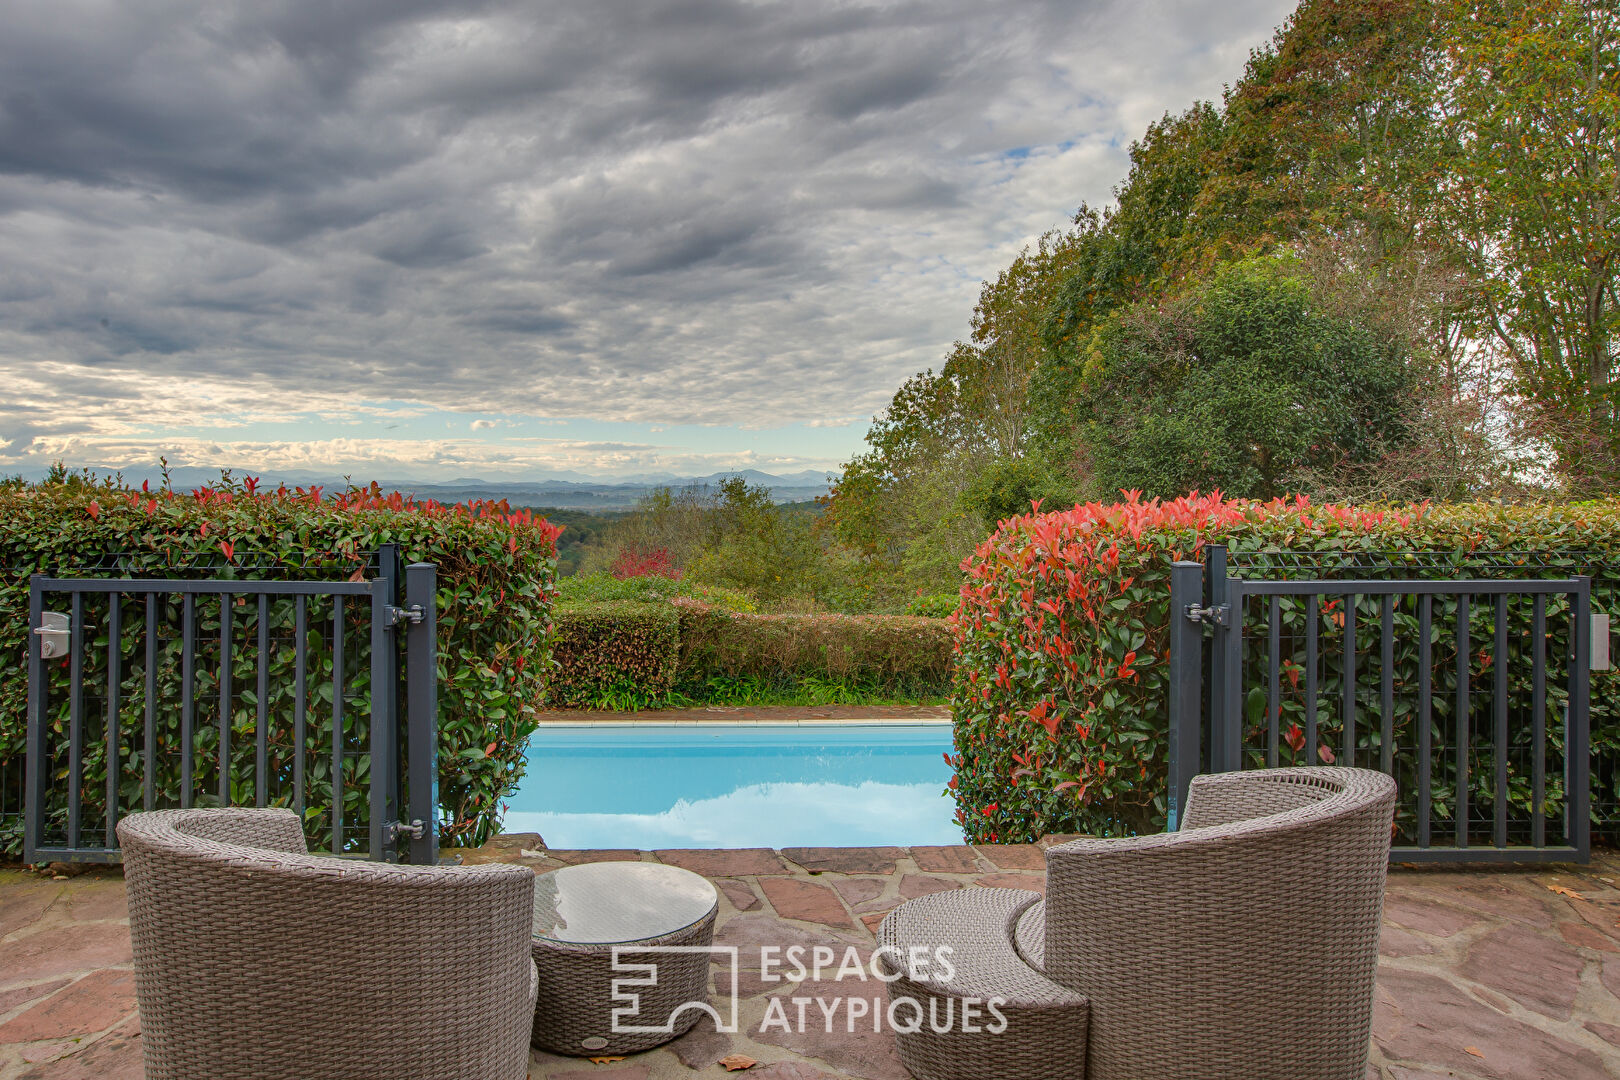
949,492 -> 1620,843
0,477 -> 559,857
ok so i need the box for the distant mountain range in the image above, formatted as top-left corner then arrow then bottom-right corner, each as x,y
32,465 -> 838,510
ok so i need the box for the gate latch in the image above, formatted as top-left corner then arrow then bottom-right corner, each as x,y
385,819 -> 427,843
1184,603 -> 1230,627
33,612 -> 69,659
385,605 -> 427,629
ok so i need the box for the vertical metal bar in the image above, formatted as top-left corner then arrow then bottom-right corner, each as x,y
1220,578 -> 1243,772
1267,596 -> 1280,769
405,563 -> 439,865
1532,594 -> 1546,848
369,580 -> 394,861
1205,545 -> 1227,774
1569,578 -> 1591,861
1167,562 -> 1204,830
1456,593 -> 1470,849
1305,593 -> 1319,762
24,577 -> 48,862
1493,594 -> 1508,849
218,596 -> 232,804
1343,594 -> 1357,768
295,596 -> 307,819
255,595 -> 268,808
67,591 -> 83,852
104,594 -> 121,848
181,594 -> 194,807
1380,596 -> 1394,776
379,543 -> 402,843
332,596 -> 344,853
1419,594 -> 1432,848
143,593 -> 155,811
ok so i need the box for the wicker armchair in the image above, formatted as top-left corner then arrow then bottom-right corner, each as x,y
878,766 -> 1397,1080
117,807 -> 538,1080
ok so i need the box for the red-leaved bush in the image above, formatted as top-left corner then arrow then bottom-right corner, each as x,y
611,546 -> 683,580
948,491 -> 1414,841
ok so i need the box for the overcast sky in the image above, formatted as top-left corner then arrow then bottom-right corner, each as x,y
0,0 -> 1292,483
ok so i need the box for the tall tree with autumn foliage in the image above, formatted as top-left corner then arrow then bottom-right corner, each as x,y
1442,0 -> 1620,487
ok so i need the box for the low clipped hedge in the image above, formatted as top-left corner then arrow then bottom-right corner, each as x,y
546,600 -> 951,706
549,601 -> 681,704
0,478 -> 559,857
949,493 -> 1620,844
678,604 -> 952,684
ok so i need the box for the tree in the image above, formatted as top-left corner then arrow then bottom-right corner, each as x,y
825,228 -> 1088,597
1065,258 -> 1416,500
1442,0 -> 1620,486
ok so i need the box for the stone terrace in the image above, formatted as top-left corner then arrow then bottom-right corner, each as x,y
1,842 -> 1618,1080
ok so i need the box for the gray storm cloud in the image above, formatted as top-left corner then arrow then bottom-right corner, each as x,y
0,0 -> 1291,472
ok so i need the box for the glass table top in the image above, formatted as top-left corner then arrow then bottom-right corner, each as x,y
532,861 -> 719,945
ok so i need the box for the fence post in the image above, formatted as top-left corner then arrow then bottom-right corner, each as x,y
368,572 -> 397,861
1570,576 -> 1592,862
1204,545 -> 1227,778
404,563 -> 439,865
24,576 -> 46,863
1168,561 -> 1204,830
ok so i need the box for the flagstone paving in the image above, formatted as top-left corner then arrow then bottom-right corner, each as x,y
2,842 -> 1617,1079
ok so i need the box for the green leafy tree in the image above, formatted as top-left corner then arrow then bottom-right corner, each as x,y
1065,258 -> 1416,499
1442,0 -> 1620,486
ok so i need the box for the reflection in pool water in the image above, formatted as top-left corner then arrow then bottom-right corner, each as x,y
502,723 -> 962,849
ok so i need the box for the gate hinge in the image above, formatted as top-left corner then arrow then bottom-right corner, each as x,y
385,819 -> 427,843
385,604 -> 427,629
1184,603 -> 1230,627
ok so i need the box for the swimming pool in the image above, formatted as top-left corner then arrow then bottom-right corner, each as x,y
502,723 -> 962,849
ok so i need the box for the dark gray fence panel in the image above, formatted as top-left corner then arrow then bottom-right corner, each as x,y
1170,551 -> 1592,864
23,550 -> 439,864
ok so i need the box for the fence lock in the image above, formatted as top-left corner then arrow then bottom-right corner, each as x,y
385,604 -> 427,629
32,612 -> 69,659
1183,603 -> 1230,627
385,819 -> 428,843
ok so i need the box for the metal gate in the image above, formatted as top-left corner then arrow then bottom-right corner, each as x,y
24,545 -> 439,864
1168,549 -> 1592,863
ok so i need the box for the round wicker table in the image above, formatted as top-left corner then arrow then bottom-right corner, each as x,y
530,862 -> 719,1056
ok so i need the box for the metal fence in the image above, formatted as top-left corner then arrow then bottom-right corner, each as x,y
16,545 -> 438,864
1168,547 -> 1593,863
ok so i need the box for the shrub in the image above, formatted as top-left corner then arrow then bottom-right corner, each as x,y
0,477 -> 559,857
905,593 -> 962,619
949,492 -> 1620,843
678,605 -> 953,688
556,572 -> 755,612
547,601 -> 681,707
611,546 -> 682,580
545,600 -> 953,707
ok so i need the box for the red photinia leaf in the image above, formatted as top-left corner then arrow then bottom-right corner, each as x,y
485,742 -> 498,756
1284,723 -> 1306,753
1318,743 -> 1336,764
219,540 -> 235,562
85,500 -> 100,520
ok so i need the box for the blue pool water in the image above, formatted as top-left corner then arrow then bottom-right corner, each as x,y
502,723 -> 962,849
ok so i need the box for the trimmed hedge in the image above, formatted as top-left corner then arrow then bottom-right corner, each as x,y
546,600 -> 952,707
548,601 -> 681,704
1,478 -> 559,857
678,604 -> 952,684
949,493 -> 1620,844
